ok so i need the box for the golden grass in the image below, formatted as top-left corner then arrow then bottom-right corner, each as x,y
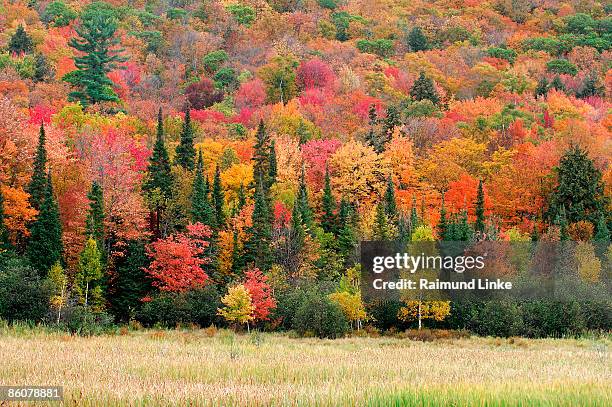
0,328 -> 610,406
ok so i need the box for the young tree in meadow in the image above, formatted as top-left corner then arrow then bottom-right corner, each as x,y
27,171 -> 63,276
192,151 -> 215,226
175,109 -> 196,171
410,72 -> 440,105
27,124 -> 48,211
48,262 -> 67,323
218,284 -> 254,331
86,181 -> 105,254
243,268 -> 277,323
144,223 -> 211,292
320,166 -> 336,233
76,237 -> 103,307
8,24 -> 33,55
63,3 -> 126,106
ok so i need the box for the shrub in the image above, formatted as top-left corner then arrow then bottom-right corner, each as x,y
366,299 -> 403,330
203,50 -> 228,74
226,4 -> 256,26
292,293 -> 349,339
43,1 -> 77,27
468,300 -> 523,337
356,39 -> 394,58
60,306 -> 115,336
487,47 -> 517,63
0,258 -> 50,323
546,59 -> 578,76
521,300 -> 585,338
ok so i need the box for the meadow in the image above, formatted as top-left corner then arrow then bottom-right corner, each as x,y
0,326 -> 610,406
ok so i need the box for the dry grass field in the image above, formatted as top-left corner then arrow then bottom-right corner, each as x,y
0,326 -> 610,406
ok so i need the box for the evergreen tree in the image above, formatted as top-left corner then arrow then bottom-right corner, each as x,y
212,165 -> 225,229
191,151 -> 215,226
555,205 -> 569,241
291,199 -> 306,251
366,104 -> 382,153
108,240 -> 151,322
0,187 -> 11,250
474,179 -> 485,233
236,183 -> 247,212
252,120 -> 272,192
85,181 -> 104,249
548,146 -> 609,225
384,174 -> 398,221
320,166 -> 336,233
577,74 -> 603,99
534,77 -> 549,98
63,5 -> 126,105
397,214 -> 411,245
175,109 -> 196,170
297,165 -> 314,230
27,171 -> 63,276
410,195 -> 419,233
372,202 -> 390,240
410,72 -> 440,105
244,181 -> 272,270
268,140 -> 277,185
456,210 -> 473,241
337,199 -> 356,262
230,231 -> 245,276
8,24 -> 33,54
407,26 -> 428,52
144,108 -> 173,200
33,53 -> 53,82
28,124 -> 48,210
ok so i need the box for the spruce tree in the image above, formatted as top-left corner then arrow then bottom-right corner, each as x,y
8,24 -> 33,54
594,213 -> 610,242
291,200 -> 306,252
474,179 -> 485,233
230,231 -> 245,276
268,140 -> 277,186
28,171 -> 63,276
550,75 -> 565,92
548,146 -> 609,225
410,72 -> 440,105
33,53 -> 52,82
407,26 -> 428,52
337,199 -> 356,262
191,151 -> 215,226
236,183 -> 247,212
63,5 -> 126,105
320,166 -> 336,233
297,165 -> 314,230
85,181 -> 105,255
244,181 -> 272,270
28,124 -> 48,210
212,165 -> 225,229
456,210 -> 473,241
175,109 -> 196,170
144,108 -> 173,200
372,202 -> 390,240
577,75 -> 603,99
410,195 -> 419,233
384,174 -> 398,221
252,120 -> 272,192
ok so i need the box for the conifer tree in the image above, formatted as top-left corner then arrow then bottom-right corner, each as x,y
550,75 -> 565,92
456,210 -> 473,241
144,108 -> 173,200
297,165 -> 314,230
8,24 -> 33,55
410,196 -> 419,233
252,120 -> 272,192
230,231 -> 245,276
594,213 -> 610,242
407,26 -> 428,52
85,181 -> 105,251
384,174 -> 398,222
236,183 -> 247,212
191,151 -> 215,226
244,181 -> 272,270
63,5 -> 126,105
212,165 -> 225,229
28,171 -> 63,275
268,140 -> 277,186
474,179 -> 485,233
410,72 -> 440,105
577,75 -> 603,99
291,200 -> 306,251
438,194 -> 448,241
372,202 -> 390,240
28,124 -> 48,210
320,166 -> 336,233
337,199 -> 356,262
175,109 -> 196,170
534,77 -> 549,98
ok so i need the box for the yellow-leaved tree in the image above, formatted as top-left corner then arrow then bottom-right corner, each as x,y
218,284 -> 254,332
48,262 -> 67,324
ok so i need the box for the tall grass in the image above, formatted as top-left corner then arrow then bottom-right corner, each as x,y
0,328 -> 609,406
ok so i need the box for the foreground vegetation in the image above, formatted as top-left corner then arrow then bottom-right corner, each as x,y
0,326 -> 610,406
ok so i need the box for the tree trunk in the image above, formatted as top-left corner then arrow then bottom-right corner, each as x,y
85,281 -> 89,306
418,301 -> 422,330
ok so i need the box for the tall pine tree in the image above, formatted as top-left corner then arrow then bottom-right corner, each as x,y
28,171 -> 63,275
407,26 -> 428,52
85,181 -> 104,249
9,24 -> 33,54
175,109 -> 196,170
63,4 -> 126,105
144,108 -> 173,199
410,72 -> 440,105
252,120 -> 273,192
474,179 -> 485,233
384,174 -> 398,221
212,164 -> 225,229
191,151 -> 215,226
244,181 -> 272,270
28,124 -> 48,210
297,165 -> 314,230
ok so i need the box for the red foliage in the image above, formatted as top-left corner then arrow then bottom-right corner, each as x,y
235,78 -> 266,110
28,105 -> 56,124
273,201 -> 291,228
301,138 -> 342,191
243,268 -> 276,322
296,58 -> 335,90
190,109 -> 229,123
144,223 -> 212,292
444,173 -> 492,221
185,78 -> 223,109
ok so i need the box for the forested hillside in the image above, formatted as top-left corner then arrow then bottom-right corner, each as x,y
0,0 -> 610,335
